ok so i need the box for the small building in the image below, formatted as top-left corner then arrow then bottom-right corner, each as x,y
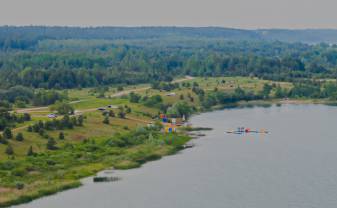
164,123 -> 177,133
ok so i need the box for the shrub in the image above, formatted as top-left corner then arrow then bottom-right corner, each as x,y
103,116 -> 110,124
15,133 -> 24,141
27,146 -> 34,156
3,127 -> 13,139
5,145 -> 14,155
59,132 -> 65,140
46,138 -> 57,150
15,182 -> 25,190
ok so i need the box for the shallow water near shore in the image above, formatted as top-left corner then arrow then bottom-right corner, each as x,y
13,104 -> 337,208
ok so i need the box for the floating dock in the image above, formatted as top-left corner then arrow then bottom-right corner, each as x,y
226,127 -> 269,134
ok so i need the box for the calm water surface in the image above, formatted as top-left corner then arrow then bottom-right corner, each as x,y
14,104 -> 337,208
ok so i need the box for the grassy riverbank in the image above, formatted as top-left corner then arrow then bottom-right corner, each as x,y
1,76 -> 335,207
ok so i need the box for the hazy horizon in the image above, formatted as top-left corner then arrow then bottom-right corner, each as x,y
1,0 -> 337,29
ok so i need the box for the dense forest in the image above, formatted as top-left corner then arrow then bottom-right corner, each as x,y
2,26 -> 337,49
0,26 -> 337,102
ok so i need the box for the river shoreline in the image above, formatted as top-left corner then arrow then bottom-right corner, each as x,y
5,98 -> 335,207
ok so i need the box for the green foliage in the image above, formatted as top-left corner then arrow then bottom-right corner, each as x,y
143,95 -> 163,108
27,146 -> 34,156
50,102 -> 74,115
59,132 -> 65,140
3,128 -> 13,139
129,92 -> 141,103
15,133 -> 24,142
29,115 -> 83,135
275,85 -> 288,98
108,110 -> 115,117
290,83 -> 321,98
46,138 -> 57,150
77,115 -> 84,126
15,182 -> 25,190
125,107 -> 132,113
103,116 -> 110,124
151,82 -> 179,91
5,145 -> 14,155
0,103 -> 31,131
0,135 -> 8,144
167,101 -> 193,118
118,110 -> 126,119
260,83 -> 273,98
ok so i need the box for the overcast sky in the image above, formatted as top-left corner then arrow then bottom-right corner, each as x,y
1,0 -> 336,29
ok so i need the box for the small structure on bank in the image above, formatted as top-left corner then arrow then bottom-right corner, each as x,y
164,123 -> 177,133
159,113 -> 187,133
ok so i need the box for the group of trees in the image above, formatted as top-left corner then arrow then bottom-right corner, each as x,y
27,115 -> 84,135
102,106 -> 131,124
199,81 -> 337,109
151,82 -> 179,91
50,102 -> 74,115
1,32 -> 337,90
129,93 -> 164,109
0,102 -> 31,130
0,128 -> 26,157
166,101 -> 193,118
0,86 -> 66,106
289,82 -> 337,99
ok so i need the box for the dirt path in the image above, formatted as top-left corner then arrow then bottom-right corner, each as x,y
14,99 -> 87,114
110,76 -> 194,98
125,116 -> 151,124
110,86 -> 150,98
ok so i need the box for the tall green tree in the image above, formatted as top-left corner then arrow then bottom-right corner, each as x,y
3,128 -> 13,139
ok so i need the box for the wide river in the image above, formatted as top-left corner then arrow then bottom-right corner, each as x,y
14,104 -> 337,208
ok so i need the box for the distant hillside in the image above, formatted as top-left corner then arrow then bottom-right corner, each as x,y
257,29 -> 337,44
1,26 -> 337,50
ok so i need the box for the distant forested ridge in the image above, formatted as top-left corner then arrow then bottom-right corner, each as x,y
1,26 -> 337,50
0,26 -> 337,90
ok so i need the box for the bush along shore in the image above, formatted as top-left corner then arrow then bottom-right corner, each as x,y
0,123 -> 191,207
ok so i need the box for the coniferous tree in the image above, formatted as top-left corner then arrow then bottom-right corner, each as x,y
109,110 -> 115,117
77,115 -> 84,126
0,135 -> 8,144
46,138 -> 57,150
5,145 -> 14,155
103,116 -> 110,124
118,111 -> 126,119
15,133 -> 24,141
59,132 -> 65,140
27,125 -> 33,132
3,128 -> 12,139
27,146 -> 34,156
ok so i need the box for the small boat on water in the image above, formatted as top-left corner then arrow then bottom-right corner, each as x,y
226,127 -> 269,134
93,176 -> 120,183
182,142 -> 195,149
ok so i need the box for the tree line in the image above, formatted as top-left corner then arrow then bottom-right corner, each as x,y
0,39 -> 337,90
